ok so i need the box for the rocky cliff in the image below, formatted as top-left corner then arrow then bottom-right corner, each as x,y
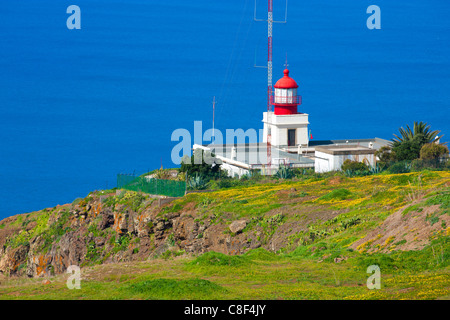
0,190 -> 267,277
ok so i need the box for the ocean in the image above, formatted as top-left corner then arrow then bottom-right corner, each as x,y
0,0 -> 449,219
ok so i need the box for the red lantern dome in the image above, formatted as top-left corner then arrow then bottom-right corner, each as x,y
272,69 -> 302,115
274,69 -> 298,89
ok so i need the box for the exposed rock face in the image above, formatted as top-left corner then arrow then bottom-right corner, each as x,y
229,220 -> 247,234
98,209 -> 114,230
0,245 -> 29,275
23,229 -> 88,277
0,191 -> 274,278
0,188 -> 327,278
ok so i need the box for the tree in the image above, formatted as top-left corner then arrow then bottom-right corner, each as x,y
179,149 -> 224,180
392,135 -> 424,161
375,146 -> 396,166
391,121 -> 442,161
419,143 -> 449,160
392,121 -> 441,144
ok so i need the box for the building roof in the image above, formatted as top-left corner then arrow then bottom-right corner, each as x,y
309,137 -> 390,150
197,143 -> 315,168
315,144 -> 376,156
274,69 -> 298,89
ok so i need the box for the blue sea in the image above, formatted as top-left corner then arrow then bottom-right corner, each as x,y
0,0 -> 449,219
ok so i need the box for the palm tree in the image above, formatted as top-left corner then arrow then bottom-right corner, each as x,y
390,121 -> 443,161
392,121 -> 442,144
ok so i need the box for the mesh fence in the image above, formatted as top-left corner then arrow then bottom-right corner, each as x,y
383,158 -> 449,172
117,174 -> 186,197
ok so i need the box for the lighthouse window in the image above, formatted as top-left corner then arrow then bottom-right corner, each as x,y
275,88 -> 296,104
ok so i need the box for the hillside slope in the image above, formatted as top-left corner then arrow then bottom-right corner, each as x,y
0,171 -> 448,281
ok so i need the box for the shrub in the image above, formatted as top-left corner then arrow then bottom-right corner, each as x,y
420,143 -> 449,160
113,235 -> 131,253
179,149 -> 225,180
154,168 -> 171,180
275,165 -> 294,179
188,173 -> 208,190
356,254 -> 397,272
375,146 -> 396,167
215,179 -> 232,189
388,161 -> 411,174
339,217 -> 361,229
244,248 -> 280,261
341,159 -> 369,172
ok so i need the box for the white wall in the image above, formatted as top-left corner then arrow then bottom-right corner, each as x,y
296,126 -> 309,146
315,151 -> 333,173
314,151 -> 376,173
262,111 -> 309,147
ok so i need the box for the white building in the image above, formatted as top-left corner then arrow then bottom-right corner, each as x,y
314,144 -> 377,173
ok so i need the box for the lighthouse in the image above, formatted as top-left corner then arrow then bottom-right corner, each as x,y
273,69 -> 301,115
262,68 -> 309,149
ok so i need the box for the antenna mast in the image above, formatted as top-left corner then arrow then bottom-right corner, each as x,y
267,0 -> 273,174
212,96 -> 216,144
254,0 -> 287,175
268,0 -> 273,113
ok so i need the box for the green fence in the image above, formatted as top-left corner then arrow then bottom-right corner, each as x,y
382,158 -> 449,172
117,174 -> 186,197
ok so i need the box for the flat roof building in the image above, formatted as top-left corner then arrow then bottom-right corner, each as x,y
314,144 -> 377,173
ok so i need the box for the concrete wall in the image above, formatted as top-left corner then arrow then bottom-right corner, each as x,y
296,126 -> 309,146
315,151 -> 333,173
315,151 -> 376,173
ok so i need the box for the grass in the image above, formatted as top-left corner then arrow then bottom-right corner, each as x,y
124,278 -> 226,300
319,188 -> 353,201
0,246 -> 448,300
188,251 -> 250,267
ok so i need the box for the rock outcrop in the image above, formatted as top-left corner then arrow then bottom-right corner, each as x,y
0,191 -> 267,277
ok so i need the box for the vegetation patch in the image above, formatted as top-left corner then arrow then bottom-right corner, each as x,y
6,210 -> 52,248
125,278 -> 225,299
319,188 -> 353,201
39,210 -> 73,253
188,251 -> 250,267
102,191 -> 148,212
244,248 -> 280,261
424,188 -> 450,214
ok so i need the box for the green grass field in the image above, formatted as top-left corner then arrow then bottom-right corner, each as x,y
0,248 -> 448,300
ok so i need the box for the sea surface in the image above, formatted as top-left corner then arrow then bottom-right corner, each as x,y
0,0 -> 449,219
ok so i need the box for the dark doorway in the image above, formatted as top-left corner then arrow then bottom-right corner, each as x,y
288,129 -> 296,146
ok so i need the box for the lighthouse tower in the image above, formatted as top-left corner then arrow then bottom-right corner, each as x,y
262,68 -> 309,148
